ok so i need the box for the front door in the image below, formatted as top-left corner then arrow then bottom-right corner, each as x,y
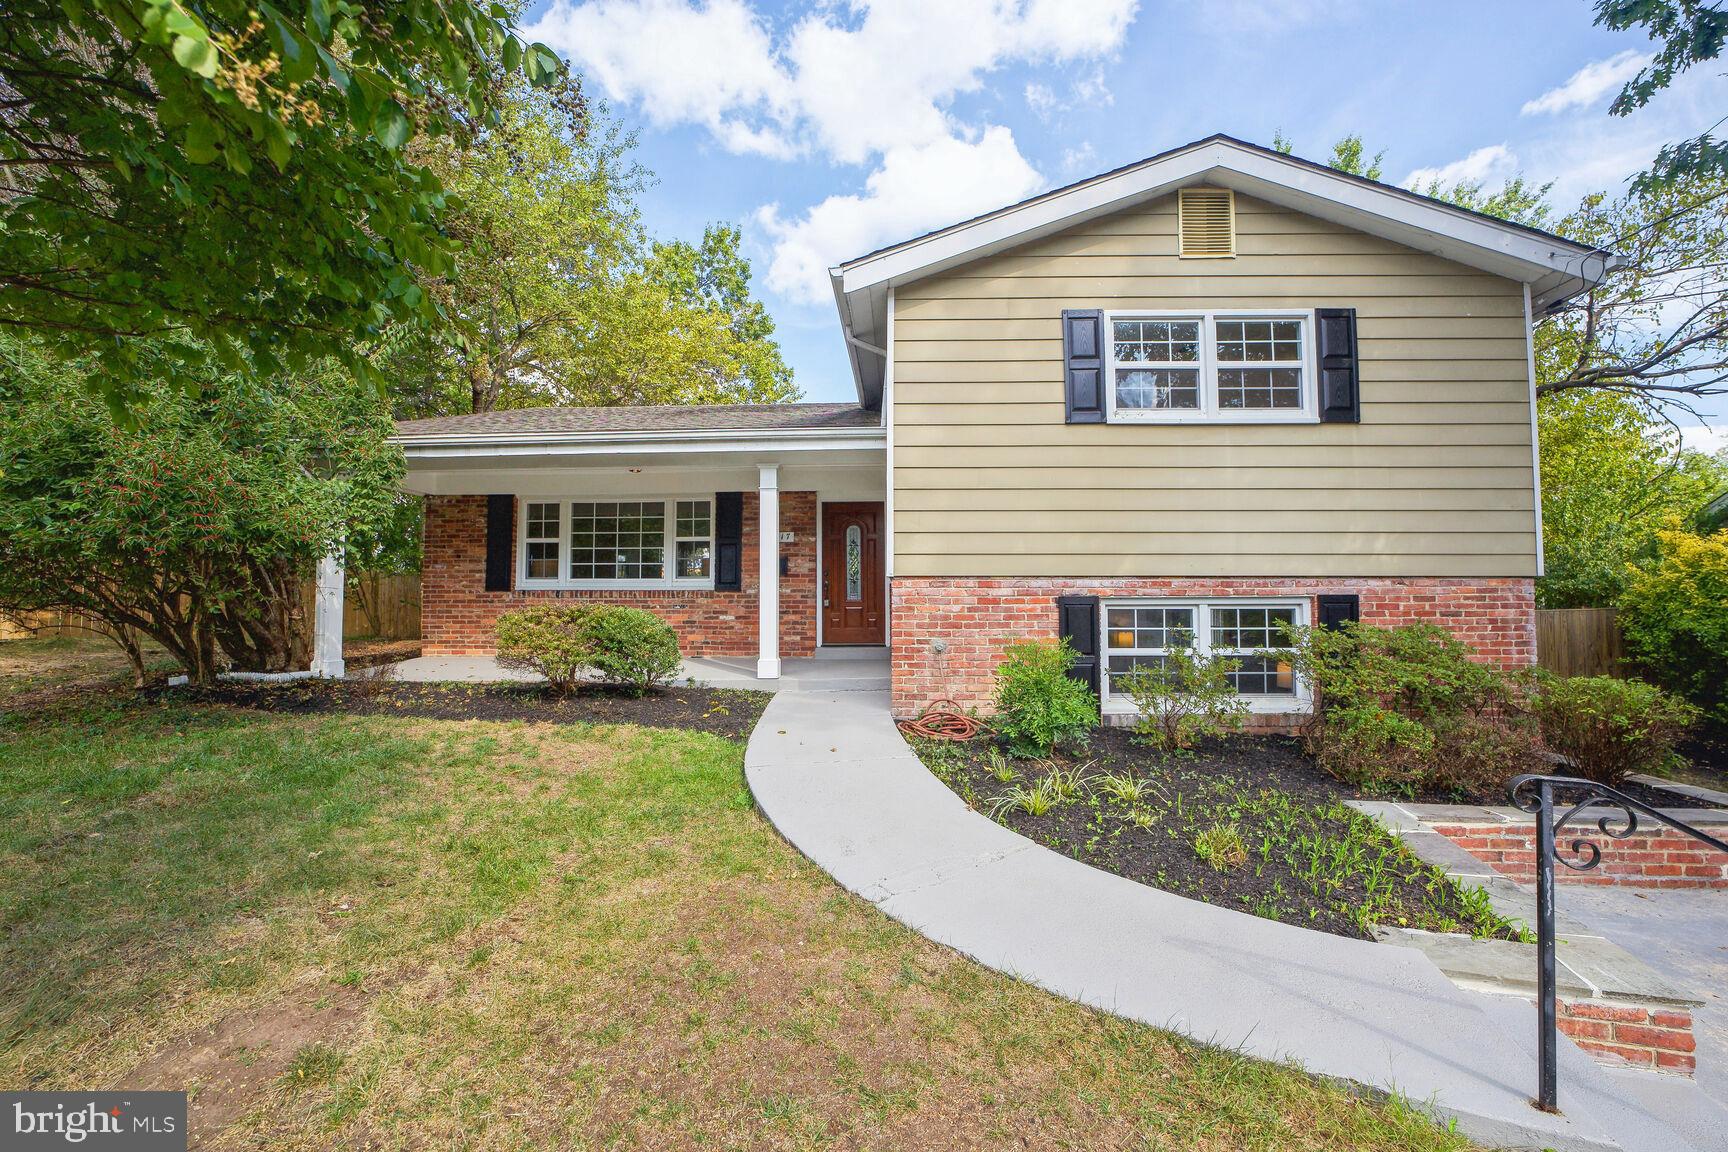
822,502 -> 885,645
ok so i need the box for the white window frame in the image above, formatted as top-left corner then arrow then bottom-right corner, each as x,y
515,495 -> 716,591
1099,597 -> 1311,716
1104,310 -> 1318,425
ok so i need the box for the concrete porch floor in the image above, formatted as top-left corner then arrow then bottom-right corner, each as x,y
384,647 -> 888,693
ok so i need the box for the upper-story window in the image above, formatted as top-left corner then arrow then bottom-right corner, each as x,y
519,498 -> 713,589
1107,312 -> 1315,423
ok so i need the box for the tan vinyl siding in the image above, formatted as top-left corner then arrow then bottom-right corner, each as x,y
890,192 -> 1538,578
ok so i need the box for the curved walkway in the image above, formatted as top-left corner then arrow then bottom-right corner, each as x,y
745,688 -> 1728,1152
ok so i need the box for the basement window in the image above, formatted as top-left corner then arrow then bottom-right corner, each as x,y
1101,598 -> 1308,714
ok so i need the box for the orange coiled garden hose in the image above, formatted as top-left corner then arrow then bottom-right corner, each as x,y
896,699 -> 983,741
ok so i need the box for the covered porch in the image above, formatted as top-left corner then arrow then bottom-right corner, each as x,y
389,405 -> 887,681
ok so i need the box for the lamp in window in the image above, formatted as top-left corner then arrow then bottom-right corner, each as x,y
1111,629 -> 1135,648
1275,660 -> 1294,691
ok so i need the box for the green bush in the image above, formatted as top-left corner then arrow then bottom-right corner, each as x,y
581,605 -> 682,693
495,604 -> 599,693
495,603 -> 682,694
1114,642 -> 1249,752
1532,675 -> 1698,787
1618,523 -> 1728,727
1281,622 -> 1540,797
991,639 -> 1097,758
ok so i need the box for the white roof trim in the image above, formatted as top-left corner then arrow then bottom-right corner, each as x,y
838,138 -> 1611,300
829,136 -> 1616,405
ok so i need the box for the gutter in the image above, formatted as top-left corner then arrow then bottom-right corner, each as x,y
390,423 -> 885,451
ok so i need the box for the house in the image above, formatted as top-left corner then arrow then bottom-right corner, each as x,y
393,135 -> 1614,723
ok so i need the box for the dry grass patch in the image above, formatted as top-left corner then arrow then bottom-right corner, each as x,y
1,694 -> 1475,1151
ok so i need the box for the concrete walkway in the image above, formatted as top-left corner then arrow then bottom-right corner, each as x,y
744,688 -> 1728,1152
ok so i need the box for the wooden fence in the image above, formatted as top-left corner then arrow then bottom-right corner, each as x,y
1535,607 -> 1625,678
0,572 -> 423,643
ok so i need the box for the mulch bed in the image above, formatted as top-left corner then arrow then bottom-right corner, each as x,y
149,680 -> 772,742
914,727 -> 1524,942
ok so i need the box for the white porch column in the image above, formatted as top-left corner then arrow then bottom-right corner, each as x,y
757,463 -> 781,679
310,546 -> 346,678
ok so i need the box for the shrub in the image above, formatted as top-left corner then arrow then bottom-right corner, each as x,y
1532,675 -> 1698,786
991,639 -> 1097,758
1618,522 -> 1728,727
580,605 -> 682,693
1281,621 -> 1539,798
495,604 -> 600,693
495,603 -> 682,694
1114,642 -> 1250,752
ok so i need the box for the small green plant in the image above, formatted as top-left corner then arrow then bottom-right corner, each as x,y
991,639 -> 1097,758
1194,824 -> 1247,871
1114,643 -> 1251,753
985,746 -> 1018,782
1094,770 -> 1158,805
1532,674 -> 1698,787
987,776 -> 1061,819
285,1042 -> 344,1088
1045,764 -> 1088,801
1117,807 -> 1160,831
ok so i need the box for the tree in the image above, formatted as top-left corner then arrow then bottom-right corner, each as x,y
1596,0 -> 1728,188
1534,178 -> 1728,410
1536,390 -> 1726,606
383,86 -> 796,415
0,333 -> 404,683
1,0 -> 570,410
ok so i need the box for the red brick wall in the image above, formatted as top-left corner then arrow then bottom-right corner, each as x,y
422,493 -> 817,659
1432,822 -> 1728,890
1558,1000 -> 1697,1074
888,576 -> 1536,717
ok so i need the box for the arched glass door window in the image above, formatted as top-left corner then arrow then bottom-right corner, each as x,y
845,525 -> 863,601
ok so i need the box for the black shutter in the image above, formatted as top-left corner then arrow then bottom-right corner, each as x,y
1317,594 -> 1360,630
714,491 -> 743,590
1061,309 -> 1106,424
1055,595 -> 1101,694
1315,308 -> 1359,423
483,495 -> 513,592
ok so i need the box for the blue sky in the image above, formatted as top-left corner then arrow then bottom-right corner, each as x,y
521,0 -> 1728,446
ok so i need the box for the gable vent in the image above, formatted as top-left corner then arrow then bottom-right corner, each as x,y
1179,188 -> 1235,258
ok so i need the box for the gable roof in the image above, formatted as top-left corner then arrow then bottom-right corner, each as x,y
393,402 -> 878,444
830,134 -> 1618,409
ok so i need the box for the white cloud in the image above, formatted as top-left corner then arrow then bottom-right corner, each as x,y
757,128 -> 1044,304
1404,144 -> 1517,190
1521,50 -> 1650,117
526,0 -> 1139,301
525,0 -> 796,157
1061,142 -> 1098,176
1024,82 -> 1059,119
1679,423 -> 1728,458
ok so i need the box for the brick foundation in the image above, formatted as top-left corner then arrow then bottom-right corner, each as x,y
422,493 -> 817,659
1557,1000 -> 1697,1074
1432,823 -> 1728,890
889,576 -> 1535,718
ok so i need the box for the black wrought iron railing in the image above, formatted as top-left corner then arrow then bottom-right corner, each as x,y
1506,773 -> 1728,1113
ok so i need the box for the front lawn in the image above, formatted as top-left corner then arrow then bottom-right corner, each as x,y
0,672 -> 1477,1149
914,728 -> 1526,943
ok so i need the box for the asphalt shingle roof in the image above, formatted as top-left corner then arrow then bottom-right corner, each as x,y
394,402 -> 879,438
